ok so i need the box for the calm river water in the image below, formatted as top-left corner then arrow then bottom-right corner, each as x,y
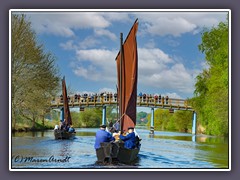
11,128 -> 229,169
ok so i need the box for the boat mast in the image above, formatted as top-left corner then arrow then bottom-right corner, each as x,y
120,32 -> 123,133
116,84 -> 119,126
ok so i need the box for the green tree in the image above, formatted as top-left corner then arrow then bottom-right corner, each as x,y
80,108 -> 101,127
147,109 -> 172,131
173,111 -> 192,132
11,14 -> 60,130
137,111 -> 148,125
147,109 -> 192,132
71,111 -> 82,127
192,19 -> 229,136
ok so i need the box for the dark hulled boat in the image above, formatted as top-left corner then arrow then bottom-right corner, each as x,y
54,77 -> 76,140
96,19 -> 141,164
54,129 -> 75,140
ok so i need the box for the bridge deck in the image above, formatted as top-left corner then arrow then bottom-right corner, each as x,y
50,96 -> 193,111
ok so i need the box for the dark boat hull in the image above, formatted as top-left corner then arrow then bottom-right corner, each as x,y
96,141 -> 140,164
54,129 -> 75,140
117,143 -> 140,164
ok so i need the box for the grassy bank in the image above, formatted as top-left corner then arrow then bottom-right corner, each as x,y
12,119 -> 59,132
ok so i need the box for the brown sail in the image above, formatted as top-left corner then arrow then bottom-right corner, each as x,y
116,19 -> 138,132
62,77 -> 72,126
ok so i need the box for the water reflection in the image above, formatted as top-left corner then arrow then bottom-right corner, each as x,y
11,128 -> 229,169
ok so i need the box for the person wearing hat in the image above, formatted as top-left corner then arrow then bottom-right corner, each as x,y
94,124 -> 115,149
119,127 -> 136,149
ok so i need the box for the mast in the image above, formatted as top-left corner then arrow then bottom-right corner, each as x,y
62,76 -> 72,126
115,19 -> 138,132
116,84 -> 119,126
119,32 -> 123,132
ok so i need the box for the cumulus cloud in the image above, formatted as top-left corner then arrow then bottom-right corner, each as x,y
25,11 -> 226,98
27,11 -> 226,38
146,17 -> 197,37
27,12 -> 110,37
139,63 -> 194,93
102,12 -> 131,22
134,12 -> 227,37
73,49 -> 117,82
79,36 -> 101,49
94,29 -> 117,41
59,40 -> 77,50
75,87 -> 116,95
72,47 -> 196,94
98,87 -> 116,93
73,65 -> 101,81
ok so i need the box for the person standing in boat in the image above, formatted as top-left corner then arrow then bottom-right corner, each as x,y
109,120 -> 113,128
119,127 -> 136,149
68,125 -> 75,133
94,125 -> 115,149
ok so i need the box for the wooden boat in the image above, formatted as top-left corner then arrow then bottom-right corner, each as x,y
54,77 -> 75,140
54,129 -> 75,140
96,19 -> 140,164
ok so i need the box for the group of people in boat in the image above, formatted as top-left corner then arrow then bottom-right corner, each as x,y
94,123 -> 140,151
54,119 -> 75,133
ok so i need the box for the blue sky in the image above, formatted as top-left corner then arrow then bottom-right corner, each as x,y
22,10 -> 227,107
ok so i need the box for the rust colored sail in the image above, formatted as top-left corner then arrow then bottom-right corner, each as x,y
62,77 -> 72,126
116,19 -> 138,132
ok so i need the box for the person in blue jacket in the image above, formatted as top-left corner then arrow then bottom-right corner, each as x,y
94,124 -> 115,149
119,127 -> 136,149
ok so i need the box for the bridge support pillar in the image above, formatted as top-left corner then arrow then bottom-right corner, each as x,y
60,107 -> 64,122
102,106 -> 107,125
150,107 -> 154,135
192,111 -> 197,135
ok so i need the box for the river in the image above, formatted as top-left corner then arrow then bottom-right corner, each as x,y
11,128 -> 229,169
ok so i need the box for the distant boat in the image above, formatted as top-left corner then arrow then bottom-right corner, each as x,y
54,77 -> 76,139
96,19 -> 141,164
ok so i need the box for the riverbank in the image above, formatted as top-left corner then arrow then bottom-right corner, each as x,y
12,120 -> 58,133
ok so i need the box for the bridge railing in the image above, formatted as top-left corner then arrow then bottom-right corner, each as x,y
50,95 -> 192,110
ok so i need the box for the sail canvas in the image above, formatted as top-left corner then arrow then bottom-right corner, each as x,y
116,19 -> 138,132
62,77 -> 72,126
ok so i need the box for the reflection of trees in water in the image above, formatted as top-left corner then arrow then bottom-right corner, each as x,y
195,140 -> 228,168
75,131 -> 95,136
30,131 -> 45,137
153,135 -> 192,141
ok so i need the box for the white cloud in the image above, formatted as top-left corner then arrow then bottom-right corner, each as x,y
72,47 -> 196,94
73,49 -> 118,82
98,88 -> 116,93
73,65 -> 101,81
135,12 -> 227,37
164,38 -> 180,47
75,87 -> 116,95
139,63 -> 194,93
144,39 -> 156,48
59,40 -> 77,50
146,17 -> 197,37
27,11 -> 227,38
102,12 -> 131,22
138,48 -> 173,75
28,12 -> 110,37
94,29 -> 117,41
21,11 -> 227,100
76,49 -> 117,68
162,92 -> 182,99
79,36 -> 101,49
